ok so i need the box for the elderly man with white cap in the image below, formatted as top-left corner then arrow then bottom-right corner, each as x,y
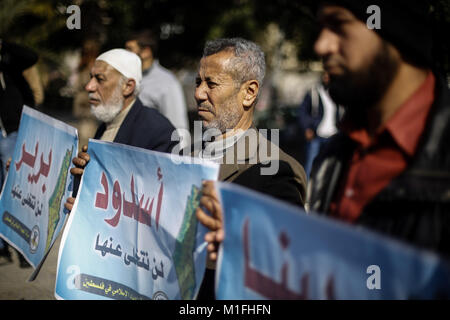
64,48 -> 177,211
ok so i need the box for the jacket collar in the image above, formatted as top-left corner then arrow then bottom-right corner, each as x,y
218,126 -> 281,182
218,126 -> 259,181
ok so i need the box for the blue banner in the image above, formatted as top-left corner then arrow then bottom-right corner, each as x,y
0,106 -> 78,273
55,139 -> 219,300
216,182 -> 450,299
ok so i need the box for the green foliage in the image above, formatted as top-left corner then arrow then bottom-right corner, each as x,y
0,0 -> 448,74
0,0 -> 70,64
0,0 -> 30,36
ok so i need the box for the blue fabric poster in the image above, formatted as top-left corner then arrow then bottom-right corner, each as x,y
0,106 -> 78,274
55,139 -> 219,300
216,182 -> 450,299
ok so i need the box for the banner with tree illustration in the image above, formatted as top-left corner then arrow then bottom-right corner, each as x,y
0,106 -> 78,275
55,139 -> 219,300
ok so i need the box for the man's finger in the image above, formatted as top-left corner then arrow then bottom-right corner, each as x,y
205,230 -> 224,247
196,207 -> 221,230
5,157 -> 12,172
77,151 -> 90,163
207,241 -> 218,253
201,181 -> 219,201
64,203 -> 73,211
209,252 -> 218,262
199,196 -> 218,216
73,156 -> 87,167
216,229 -> 225,242
199,195 -> 223,223
64,197 -> 75,211
204,231 -> 217,243
70,167 -> 84,176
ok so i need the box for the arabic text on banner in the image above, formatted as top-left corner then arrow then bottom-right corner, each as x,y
0,106 -> 78,273
216,182 -> 450,299
55,139 -> 219,300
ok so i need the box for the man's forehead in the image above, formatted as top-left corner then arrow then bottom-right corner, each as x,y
317,4 -> 356,21
198,51 -> 234,78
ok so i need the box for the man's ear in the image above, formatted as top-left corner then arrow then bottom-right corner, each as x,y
242,80 -> 259,108
122,78 -> 136,97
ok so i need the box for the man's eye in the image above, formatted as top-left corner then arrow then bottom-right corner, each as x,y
207,82 -> 217,88
324,17 -> 350,33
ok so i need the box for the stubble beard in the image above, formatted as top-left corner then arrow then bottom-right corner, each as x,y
201,95 -> 242,135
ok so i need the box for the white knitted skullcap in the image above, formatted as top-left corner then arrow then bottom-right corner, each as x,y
96,48 -> 142,85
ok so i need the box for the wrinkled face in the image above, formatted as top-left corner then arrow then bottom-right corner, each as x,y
85,60 -> 124,122
314,5 -> 400,115
195,51 -> 244,133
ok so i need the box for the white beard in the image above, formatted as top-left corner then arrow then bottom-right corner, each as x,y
90,85 -> 124,123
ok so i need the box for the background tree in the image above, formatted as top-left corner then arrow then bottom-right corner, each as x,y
1,0 -> 448,114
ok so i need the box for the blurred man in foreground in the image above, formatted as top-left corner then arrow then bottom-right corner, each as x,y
307,1 -> 450,257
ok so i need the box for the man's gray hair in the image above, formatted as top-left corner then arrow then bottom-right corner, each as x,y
203,38 -> 266,87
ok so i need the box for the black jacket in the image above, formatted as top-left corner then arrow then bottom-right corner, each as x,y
0,41 -> 38,134
94,98 -> 177,154
308,74 -> 450,258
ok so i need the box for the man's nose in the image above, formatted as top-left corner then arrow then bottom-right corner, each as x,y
85,78 -> 96,92
194,83 -> 207,103
314,28 -> 338,58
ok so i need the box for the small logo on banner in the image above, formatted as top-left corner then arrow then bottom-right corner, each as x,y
30,225 -> 40,253
152,291 -> 169,300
